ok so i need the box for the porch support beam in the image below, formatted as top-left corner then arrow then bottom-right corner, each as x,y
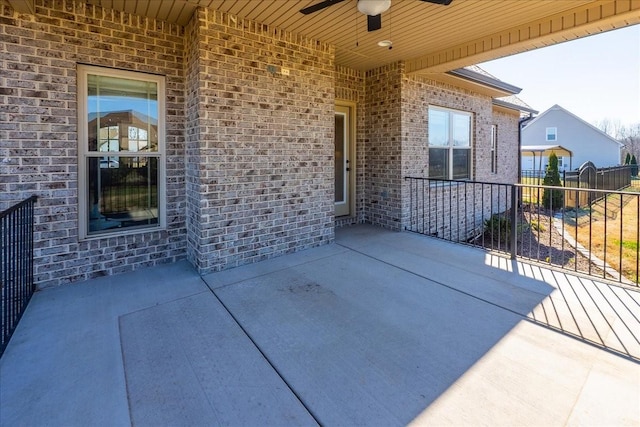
406,0 -> 640,74
7,0 -> 35,14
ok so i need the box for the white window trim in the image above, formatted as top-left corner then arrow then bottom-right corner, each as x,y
491,124 -> 498,174
546,127 -> 557,142
77,64 -> 167,240
428,105 -> 474,180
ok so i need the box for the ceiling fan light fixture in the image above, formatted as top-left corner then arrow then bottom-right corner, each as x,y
357,0 -> 391,16
377,39 -> 392,47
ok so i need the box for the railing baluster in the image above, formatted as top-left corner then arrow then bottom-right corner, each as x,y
604,194 -> 608,279
1,196 -> 37,356
636,193 -> 639,284
589,193 -> 593,277
619,192 -> 623,283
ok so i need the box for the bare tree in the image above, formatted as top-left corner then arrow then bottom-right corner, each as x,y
594,119 -> 640,162
619,123 -> 640,161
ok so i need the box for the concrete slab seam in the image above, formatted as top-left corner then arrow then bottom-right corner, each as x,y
200,277 -> 322,426
336,239 -> 554,298
117,290 -> 211,318
118,313 -> 136,426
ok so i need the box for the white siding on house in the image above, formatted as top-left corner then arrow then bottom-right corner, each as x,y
521,105 -> 622,172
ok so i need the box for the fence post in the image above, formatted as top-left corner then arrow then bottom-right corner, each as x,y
510,185 -> 517,259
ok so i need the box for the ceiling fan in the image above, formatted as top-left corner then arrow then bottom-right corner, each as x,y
300,0 -> 453,32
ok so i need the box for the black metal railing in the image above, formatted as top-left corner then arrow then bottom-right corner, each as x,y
1,196 -> 37,357
405,178 -> 515,254
520,169 -> 545,185
406,177 -> 639,286
563,163 -> 632,208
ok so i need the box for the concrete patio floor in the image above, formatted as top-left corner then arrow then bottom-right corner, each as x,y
1,225 -> 639,426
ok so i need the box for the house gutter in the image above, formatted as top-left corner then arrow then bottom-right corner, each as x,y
493,98 -> 539,115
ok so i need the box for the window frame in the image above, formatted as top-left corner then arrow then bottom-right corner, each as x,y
490,124 -> 498,174
428,106 -> 473,180
546,127 -> 557,142
77,64 -> 166,240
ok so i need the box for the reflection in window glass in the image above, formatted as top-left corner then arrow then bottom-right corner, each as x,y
334,114 -> 345,203
99,126 -> 119,151
428,109 -> 449,146
428,148 -> 449,180
452,113 -> 470,147
128,127 -> 149,152
452,149 -> 471,180
87,157 -> 159,232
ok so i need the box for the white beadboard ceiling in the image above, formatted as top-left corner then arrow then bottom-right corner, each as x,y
83,0 -> 640,73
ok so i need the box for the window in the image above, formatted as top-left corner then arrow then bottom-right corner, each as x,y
428,107 -> 472,179
490,124 -> 498,174
78,65 -> 165,238
546,127 -> 557,141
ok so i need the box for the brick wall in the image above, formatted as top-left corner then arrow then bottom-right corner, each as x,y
364,63 -> 404,230
0,0 -> 522,287
491,108 -> 520,184
183,8 -> 335,274
403,72 -> 495,178
336,64 -> 520,232
402,72 -> 514,229
0,0 -> 186,287
183,10 -> 203,272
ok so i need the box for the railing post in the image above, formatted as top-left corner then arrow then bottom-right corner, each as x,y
510,184 -> 517,259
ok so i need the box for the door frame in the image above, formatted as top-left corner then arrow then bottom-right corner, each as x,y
335,100 -> 356,217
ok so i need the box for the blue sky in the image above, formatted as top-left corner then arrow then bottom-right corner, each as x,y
479,24 -> 640,128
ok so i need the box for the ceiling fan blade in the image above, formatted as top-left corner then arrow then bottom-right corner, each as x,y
420,0 -> 453,5
300,0 -> 347,15
367,14 -> 382,32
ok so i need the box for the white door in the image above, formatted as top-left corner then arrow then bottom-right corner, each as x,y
335,105 -> 351,217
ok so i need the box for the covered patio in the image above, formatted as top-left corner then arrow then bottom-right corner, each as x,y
1,226 -> 638,426
521,144 -> 574,177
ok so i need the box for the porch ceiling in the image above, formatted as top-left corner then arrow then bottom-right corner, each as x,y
83,0 -> 639,73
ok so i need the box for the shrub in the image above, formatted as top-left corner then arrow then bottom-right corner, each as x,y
542,152 -> 563,210
484,214 -> 511,246
529,219 -> 545,232
631,155 -> 638,176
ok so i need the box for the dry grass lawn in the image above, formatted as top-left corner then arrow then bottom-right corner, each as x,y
566,187 -> 640,284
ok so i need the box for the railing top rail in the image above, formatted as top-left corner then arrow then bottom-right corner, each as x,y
405,176 -> 638,196
516,183 -> 638,196
404,176 -> 513,187
0,195 -> 37,219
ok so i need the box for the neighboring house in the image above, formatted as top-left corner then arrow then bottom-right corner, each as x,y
521,105 -> 624,174
0,1 -> 635,288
